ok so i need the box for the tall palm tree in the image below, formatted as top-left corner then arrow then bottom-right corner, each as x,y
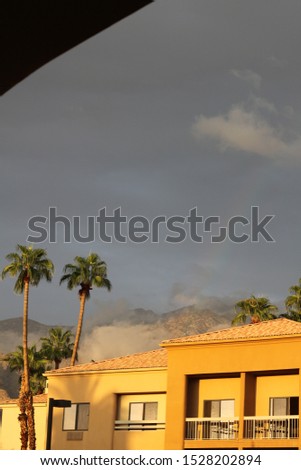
6,345 -> 48,394
60,253 -> 111,366
40,327 -> 74,369
283,278 -> 301,321
1,245 -> 54,449
232,295 -> 278,325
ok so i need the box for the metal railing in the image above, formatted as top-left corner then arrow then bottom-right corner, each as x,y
244,416 -> 299,439
186,417 -> 239,440
114,420 -> 165,431
185,416 -> 299,440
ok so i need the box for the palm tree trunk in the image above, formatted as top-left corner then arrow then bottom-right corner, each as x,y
27,392 -> 36,450
18,279 -> 30,449
18,279 -> 36,450
22,280 -> 30,393
18,376 -> 28,450
70,292 -> 86,366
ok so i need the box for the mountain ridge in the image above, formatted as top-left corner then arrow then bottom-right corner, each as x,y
0,305 -> 233,398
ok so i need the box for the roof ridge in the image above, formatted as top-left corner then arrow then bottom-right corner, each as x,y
161,318 -> 301,345
46,348 -> 167,375
83,348 -> 164,367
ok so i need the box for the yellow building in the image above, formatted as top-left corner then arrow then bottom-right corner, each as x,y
2,318 -> 301,450
45,349 -> 167,450
163,317 -> 301,450
0,394 -> 47,449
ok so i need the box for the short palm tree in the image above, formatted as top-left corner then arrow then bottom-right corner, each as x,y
283,278 -> 301,321
232,295 -> 278,325
1,245 -> 54,449
60,253 -> 111,366
40,327 -> 74,369
6,345 -> 48,394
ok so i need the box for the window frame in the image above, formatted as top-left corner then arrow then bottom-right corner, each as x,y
62,402 -> 90,431
203,399 -> 235,418
269,396 -> 299,416
128,401 -> 158,421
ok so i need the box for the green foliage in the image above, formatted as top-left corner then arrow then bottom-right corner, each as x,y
1,244 -> 54,293
282,278 -> 301,322
60,252 -> 111,299
232,295 -> 278,325
40,327 -> 74,369
5,345 -> 48,394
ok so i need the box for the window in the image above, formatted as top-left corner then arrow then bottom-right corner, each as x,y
269,397 -> 299,439
203,399 -> 236,439
269,397 -> 299,416
129,402 -> 158,421
115,394 -> 165,431
204,399 -> 235,418
63,403 -> 90,431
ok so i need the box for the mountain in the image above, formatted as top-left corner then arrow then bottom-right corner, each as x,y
160,305 -> 233,337
0,317 -> 74,353
0,306 -> 233,398
84,305 -> 233,333
0,307 -> 233,356
0,318 -> 74,398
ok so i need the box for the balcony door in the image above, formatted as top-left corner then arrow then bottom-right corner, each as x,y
203,399 -> 235,439
269,397 -> 299,438
269,397 -> 299,416
204,399 -> 235,418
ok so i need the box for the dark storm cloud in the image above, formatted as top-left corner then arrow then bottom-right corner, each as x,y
1,0 -> 301,327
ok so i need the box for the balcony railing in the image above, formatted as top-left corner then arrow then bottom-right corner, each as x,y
186,417 -> 239,440
244,416 -> 299,439
114,420 -> 165,431
185,416 -> 299,440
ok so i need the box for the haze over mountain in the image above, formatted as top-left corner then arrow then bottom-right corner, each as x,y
0,305 -> 233,355
0,304 -> 233,398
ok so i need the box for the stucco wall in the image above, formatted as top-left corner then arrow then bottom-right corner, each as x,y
0,403 -> 47,450
47,368 -> 167,450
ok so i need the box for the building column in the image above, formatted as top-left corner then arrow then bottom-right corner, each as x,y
238,373 -> 246,448
164,373 -> 187,449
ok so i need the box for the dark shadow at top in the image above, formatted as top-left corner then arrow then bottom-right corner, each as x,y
1,0 -> 153,95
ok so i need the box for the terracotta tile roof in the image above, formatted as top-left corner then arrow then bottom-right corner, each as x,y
46,348 -> 167,375
45,319 -> 301,376
161,318 -> 301,345
0,393 -> 47,405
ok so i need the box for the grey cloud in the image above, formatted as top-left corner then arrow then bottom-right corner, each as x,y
192,102 -> 301,161
230,69 -> 262,90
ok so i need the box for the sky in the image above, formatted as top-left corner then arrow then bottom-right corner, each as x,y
1,0 -> 301,328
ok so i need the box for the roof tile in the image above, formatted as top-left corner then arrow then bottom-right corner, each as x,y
46,348 -> 167,375
161,318 -> 301,344
46,319 -> 301,376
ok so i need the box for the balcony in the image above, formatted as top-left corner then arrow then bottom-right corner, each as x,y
115,420 -> 165,431
186,417 -> 239,440
185,416 -> 299,440
244,416 -> 299,439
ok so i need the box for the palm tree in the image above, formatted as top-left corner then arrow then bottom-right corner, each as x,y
1,245 -> 54,449
60,253 -> 111,366
40,327 -> 74,369
232,295 -> 278,325
5,345 -> 48,394
283,278 -> 301,321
